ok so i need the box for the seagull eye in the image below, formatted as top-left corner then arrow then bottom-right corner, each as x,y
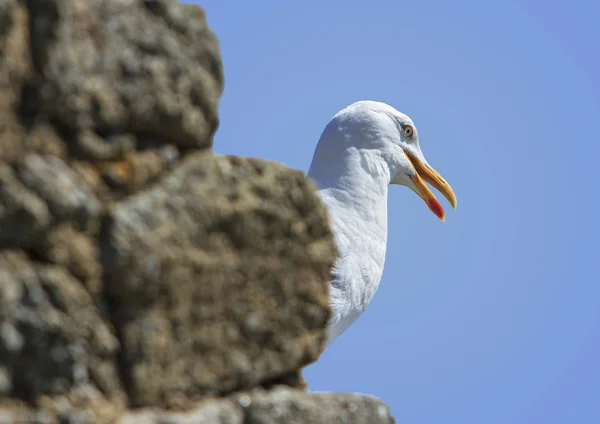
403,125 -> 414,138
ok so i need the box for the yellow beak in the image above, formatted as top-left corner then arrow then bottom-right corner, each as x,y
404,151 -> 457,221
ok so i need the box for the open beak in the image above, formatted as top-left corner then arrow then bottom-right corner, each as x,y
404,151 -> 457,221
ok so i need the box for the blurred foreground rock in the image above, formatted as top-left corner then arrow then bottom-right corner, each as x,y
0,0 -> 395,422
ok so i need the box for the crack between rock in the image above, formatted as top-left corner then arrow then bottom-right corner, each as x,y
97,211 -> 135,407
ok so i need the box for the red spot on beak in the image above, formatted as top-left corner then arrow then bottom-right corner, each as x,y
428,199 -> 445,221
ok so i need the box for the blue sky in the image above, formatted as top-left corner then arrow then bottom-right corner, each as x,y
191,1 -> 600,422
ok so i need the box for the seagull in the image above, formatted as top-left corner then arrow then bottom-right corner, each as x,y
307,101 -> 457,346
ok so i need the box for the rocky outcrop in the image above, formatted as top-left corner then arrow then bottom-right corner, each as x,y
0,0 -> 396,422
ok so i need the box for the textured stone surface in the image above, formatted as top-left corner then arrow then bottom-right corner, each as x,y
102,153 -> 335,408
0,388 -> 394,424
0,163 -> 51,249
121,399 -> 243,424
0,0 -> 36,163
0,0 -> 224,416
2,0 -> 224,197
234,387 -> 395,424
25,0 -> 223,151
0,0 -> 397,422
17,154 -> 101,228
0,251 -> 123,407
119,388 -> 395,423
0,396 -> 121,424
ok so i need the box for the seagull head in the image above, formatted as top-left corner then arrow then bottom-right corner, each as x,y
310,100 -> 457,220
382,105 -> 457,221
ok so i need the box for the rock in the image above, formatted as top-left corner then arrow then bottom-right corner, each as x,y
25,0 -> 224,151
16,154 -> 101,229
0,396 -> 120,424
121,398 -> 243,424
0,164 -> 51,249
102,153 -> 335,408
0,0 -> 397,422
121,388 -> 395,424
233,387 -> 395,424
0,388 -> 395,424
0,250 -> 124,407
0,0 -> 36,164
32,224 -> 103,295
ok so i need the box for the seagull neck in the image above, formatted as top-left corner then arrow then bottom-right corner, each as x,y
308,148 -> 390,229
